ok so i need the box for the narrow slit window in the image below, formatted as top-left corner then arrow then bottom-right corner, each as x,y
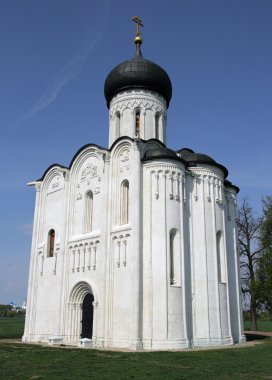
216,231 -> 226,283
86,191 -> 93,232
120,180 -> 129,225
155,113 -> 160,139
116,112 -> 120,138
135,110 -> 140,136
48,229 -> 55,257
170,229 -> 181,285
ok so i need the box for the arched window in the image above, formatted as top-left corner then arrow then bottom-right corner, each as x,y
155,113 -> 160,139
120,180 -> 129,225
170,229 -> 181,285
116,112 -> 120,138
135,110 -> 141,136
86,191 -> 93,232
216,231 -> 226,283
48,229 -> 55,257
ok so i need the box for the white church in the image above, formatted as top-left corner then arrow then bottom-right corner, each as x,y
23,18 -> 245,350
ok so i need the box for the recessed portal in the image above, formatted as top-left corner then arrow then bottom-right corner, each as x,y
81,293 -> 94,339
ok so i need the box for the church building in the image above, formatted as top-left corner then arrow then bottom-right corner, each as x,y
23,18 -> 245,350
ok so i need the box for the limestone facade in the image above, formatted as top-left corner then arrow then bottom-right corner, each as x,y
23,61 -> 245,350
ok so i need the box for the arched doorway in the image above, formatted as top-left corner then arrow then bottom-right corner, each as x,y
67,281 -> 97,343
81,293 -> 94,339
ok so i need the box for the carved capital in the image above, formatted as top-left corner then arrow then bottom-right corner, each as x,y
35,182 -> 42,192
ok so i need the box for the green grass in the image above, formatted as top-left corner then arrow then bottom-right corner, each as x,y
0,315 -> 25,339
244,320 -> 272,332
0,317 -> 272,379
0,339 -> 272,379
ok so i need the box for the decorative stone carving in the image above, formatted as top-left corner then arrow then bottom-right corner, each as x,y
76,193 -> 82,201
110,90 -> 166,118
48,172 -> 65,195
148,166 -> 185,201
120,150 -> 129,162
63,171 -> 70,182
116,241 -> 121,267
68,237 -> 100,273
120,149 -> 130,172
111,232 -> 131,267
38,249 -> 44,276
81,163 -> 100,182
35,182 -> 42,192
52,177 -> 60,189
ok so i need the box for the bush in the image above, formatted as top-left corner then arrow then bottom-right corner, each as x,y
258,311 -> 272,321
6,310 -> 18,317
0,305 -> 12,317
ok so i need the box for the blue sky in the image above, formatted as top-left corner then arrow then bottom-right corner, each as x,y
0,0 -> 271,305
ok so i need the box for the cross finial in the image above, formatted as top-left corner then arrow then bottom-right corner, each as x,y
132,16 -> 144,46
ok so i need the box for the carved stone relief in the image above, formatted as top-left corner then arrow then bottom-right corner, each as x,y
112,233 -> 130,267
149,167 -> 183,202
120,149 -> 130,172
110,92 -> 166,120
69,238 -> 100,273
76,193 -> 82,201
81,163 -> 101,182
47,172 -> 65,195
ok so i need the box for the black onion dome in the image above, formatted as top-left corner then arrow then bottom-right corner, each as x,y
143,146 -> 184,163
104,47 -> 172,108
178,148 -> 228,177
224,180 -> 240,193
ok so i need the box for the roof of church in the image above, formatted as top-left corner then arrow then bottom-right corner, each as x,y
35,19 -> 238,191
143,146 -> 185,163
104,45 -> 172,108
224,179 -> 240,193
177,148 -> 229,177
37,141 -> 232,182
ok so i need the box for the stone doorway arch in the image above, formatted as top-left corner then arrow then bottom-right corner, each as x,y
81,293 -> 94,339
67,281 -> 97,343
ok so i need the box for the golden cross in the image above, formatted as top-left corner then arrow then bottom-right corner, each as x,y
132,16 -> 144,36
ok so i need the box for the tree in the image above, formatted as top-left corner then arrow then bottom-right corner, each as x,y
237,198 -> 263,330
256,196 -> 272,315
0,304 -> 12,317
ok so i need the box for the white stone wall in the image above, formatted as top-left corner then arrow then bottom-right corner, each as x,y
188,165 -> 233,346
104,139 -> 137,348
142,158 -> 188,349
108,90 -> 167,147
224,187 -> 245,343
23,87 -> 244,350
23,167 -> 69,341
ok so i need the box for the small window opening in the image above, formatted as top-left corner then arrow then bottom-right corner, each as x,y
116,112 -> 120,138
170,229 -> 181,285
135,110 -> 140,136
48,229 -> 55,257
155,113 -> 160,139
86,191 -> 93,232
216,231 -> 226,283
120,180 -> 129,225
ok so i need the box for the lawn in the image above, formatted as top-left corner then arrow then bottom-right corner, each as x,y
0,315 -> 25,339
244,320 -> 272,332
0,339 -> 272,379
0,316 -> 272,379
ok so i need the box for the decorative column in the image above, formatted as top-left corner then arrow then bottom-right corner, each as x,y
130,138 -> 142,349
23,181 -> 42,342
